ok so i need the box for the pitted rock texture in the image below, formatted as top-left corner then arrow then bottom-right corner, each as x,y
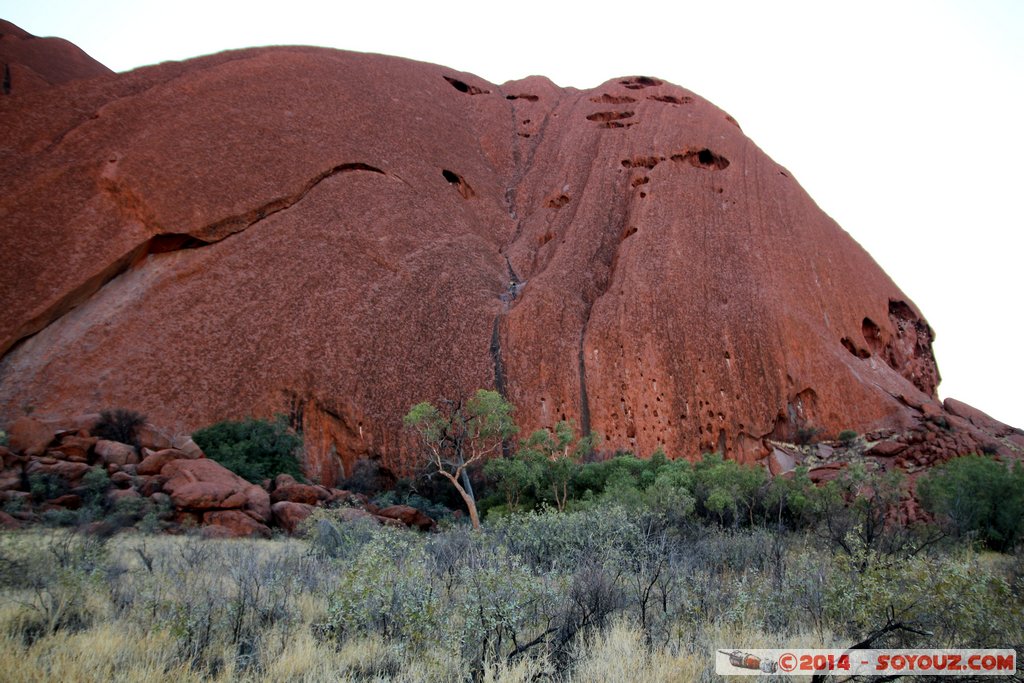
0,34 -> 1010,484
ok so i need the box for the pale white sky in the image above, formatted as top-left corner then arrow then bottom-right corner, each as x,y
5,0 -> 1022,427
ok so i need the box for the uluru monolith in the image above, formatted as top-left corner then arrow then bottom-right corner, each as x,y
1,23 -> 1019,485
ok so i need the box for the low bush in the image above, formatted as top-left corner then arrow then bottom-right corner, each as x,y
837,429 -> 858,445
93,408 -> 146,446
192,416 -> 303,484
917,454 -> 1024,551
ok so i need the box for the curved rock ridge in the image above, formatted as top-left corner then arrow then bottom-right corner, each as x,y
0,20 -> 112,95
0,35 -> 1012,483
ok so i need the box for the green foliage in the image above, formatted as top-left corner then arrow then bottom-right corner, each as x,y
371,489 -> 453,523
837,429 -> 858,445
404,389 -> 518,529
763,466 -> 816,529
192,416 -> 303,484
514,421 -> 597,512
812,463 -> 910,560
918,454 -> 1024,551
327,534 -> 443,646
0,429 -> 7,447
489,505 -> 641,573
794,425 -> 822,445
693,453 -> 766,527
483,453 -> 542,513
404,390 -> 518,459
79,468 -> 111,509
820,533 -> 1020,644
28,473 -> 69,503
93,408 -> 146,446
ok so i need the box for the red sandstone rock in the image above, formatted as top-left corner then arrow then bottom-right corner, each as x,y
8,417 -> 56,456
272,474 -> 297,489
375,504 -> 436,531
0,20 -> 112,95
171,438 -> 205,459
0,37 -> 1016,481
270,482 -> 327,506
337,507 -> 376,523
244,485 -> 272,523
95,439 -> 138,466
161,458 -> 251,511
137,448 -> 188,475
866,440 -> 907,457
138,475 -> 165,497
25,458 -> 90,483
0,469 -> 21,491
271,500 -> 314,533
203,510 -> 271,538
136,423 -> 173,451
54,434 -> 96,462
767,448 -> 797,476
46,493 -> 82,509
167,480 -> 247,511
106,488 -> 141,504
943,398 -> 1014,436
110,471 -> 133,487
375,515 -> 406,528
150,491 -> 171,508
808,464 -> 846,484
0,510 -> 21,529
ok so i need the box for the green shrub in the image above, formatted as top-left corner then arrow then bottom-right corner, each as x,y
93,408 -> 146,446
693,452 -> 765,527
192,416 -> 303,484
794,426 -> 822,445
837,429 -> 858,445
917,454 -> 1024,551
28,473 -> 68,503
79,468 -> 111,509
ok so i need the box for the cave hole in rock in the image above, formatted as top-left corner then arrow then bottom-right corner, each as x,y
620,225 -> 638,241
441,169 -> 475,199
590,93 -> 637,104
544,193 -> 570,208
841,337 -> 870,359
506,94 -> 539,102
443,76 -> 489,95
670,148 -> 730,171
621,156 -> 663,170
862,317 -> 883,354
145,233 -> 211,255
620,76 -> 663,89
586,111 -> 635,122
647,94 -> 693,105
888,299 -> 917,322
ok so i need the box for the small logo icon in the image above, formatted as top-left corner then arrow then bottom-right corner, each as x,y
720,650 -> 779,674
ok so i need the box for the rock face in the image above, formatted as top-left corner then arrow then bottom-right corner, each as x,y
0,20 -> 112,95
0,31 -> 1017,483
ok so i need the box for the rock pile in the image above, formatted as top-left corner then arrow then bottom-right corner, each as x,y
0,415 -> 435,537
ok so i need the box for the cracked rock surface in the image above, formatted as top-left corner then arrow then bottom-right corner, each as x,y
1,30 -> 1017,483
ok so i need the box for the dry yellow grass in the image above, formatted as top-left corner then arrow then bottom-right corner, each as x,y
0,518 -> 1016,682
